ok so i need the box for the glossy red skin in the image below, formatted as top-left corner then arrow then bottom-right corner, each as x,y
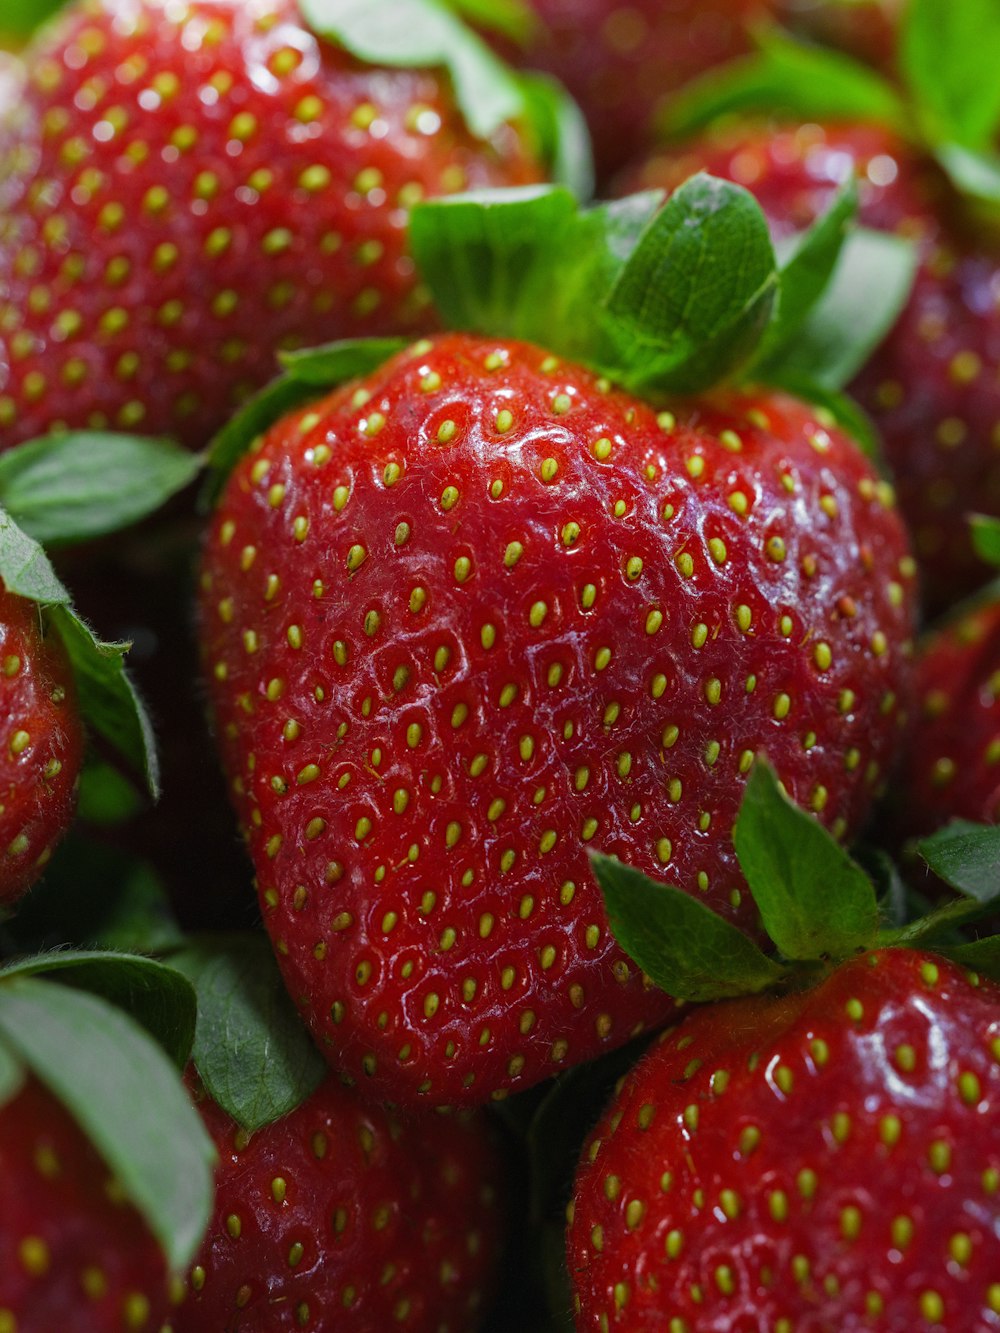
0,584 -> 83,907
897,596 -> 1000,838
174,1074 -> 507,1331
0,1076 -> 169,1332
199,333 -> 916,1106
621,121 -> 1000,613
568,949 -> 1000,1331
0,0 -> 540,451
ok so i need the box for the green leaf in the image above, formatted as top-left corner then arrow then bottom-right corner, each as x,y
0,978 -> 215,1271
602,173 -> 778,394
1,0 -> 68,36
0,950 -> 196,1069
590,853 -> 789,1001
169,935 -> 326,1133
880,894 -> 1000,948
935,144 -> 1000,207
410,184 -> 580,339
516,71 -> 594,200
6,839 -> 183,957
0,433 -> 201,547
279,336 -> 408,386
0,504 -> 71,605
439,0 -> 539,46
659,26 -> 907,143
733,760 -> 880,960
0,1038 -> 25,1111
935,936 -> 1000,981
754,184 -> 857,366
917,820 -> 1000,902
901,0 -> 1000,150
77,757 -> 145,825
300,0 -> 525,140
49,605 -> 160,799
762,228 -> 917,390
970,513 -> 1000,567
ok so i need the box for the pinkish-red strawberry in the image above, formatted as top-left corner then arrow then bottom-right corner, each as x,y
0,1075 -> 170,1332
0,0 -> 543,451
173,1070 -> 508,1331
197,329 -> 916,1107
567,946 -> 1000,1330
0,581 -> 83,908
621,119 -> 1000,611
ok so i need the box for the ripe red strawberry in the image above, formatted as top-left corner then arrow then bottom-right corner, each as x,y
0,581 -> 83,908
567,947 -> 1000,1330
0,0 -> 543,451
198,329 -> 916,1106
621,119 -> 1000,610
174,1071 -> 508,1331
0,1075 -> 170,1332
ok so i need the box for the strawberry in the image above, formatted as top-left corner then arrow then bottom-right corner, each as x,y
0,0 -> 546,452
0,1074 -> 171,1333
198,209 -> 916,1110
567,946 -> 1000,1331
0,579 -> 83,908
621,119 -> 1000,611
173,1070 -> 508,1331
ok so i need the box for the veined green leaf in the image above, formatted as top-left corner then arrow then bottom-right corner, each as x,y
901,0 -> 1000,150
917,820 -> 1000,903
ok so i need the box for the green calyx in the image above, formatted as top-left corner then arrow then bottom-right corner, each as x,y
298,0 -> 592,196
660,0 -> 1000,209
591,759 -> 1000,1005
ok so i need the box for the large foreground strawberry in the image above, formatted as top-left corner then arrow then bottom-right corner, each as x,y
0,0 -> 559,452
568,763 -> 1000,1330
198,180 -> 917,1105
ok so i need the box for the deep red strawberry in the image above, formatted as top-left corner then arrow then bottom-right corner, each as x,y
567,947 -> 1000,1330
621,119 -> 1000,611
198,327 -> 916,1106
0,1075 -> 171,1333
0,580 -> 83,908
0,0 -> 543,451
173,1070 -> 507,1331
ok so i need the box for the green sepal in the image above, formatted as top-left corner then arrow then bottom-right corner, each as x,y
0,949 -> 196,1069
934,936 -> 1000,982
299,0 -> 528,140
602,174 -> 778,394
77,757 -> 144,826
169,935 -> 327,1134
515,71 -> 594,200
916,820 -> 1000,902
935,144 -> 1000,207
589,852 -> 789,1002
733,760 -> 880,960
970,513 -> 1000,566
1,0 -> 68,37
901,0 -> 1000,151
203,339 -> 408,507
0,1038 -> 25,1108
0,977 -> 215,1272
756,229 -> 917,392
0,432 -> 202,547
658,25 -> 907,144
879,893 -> 1000,949
0,506 -> 160,797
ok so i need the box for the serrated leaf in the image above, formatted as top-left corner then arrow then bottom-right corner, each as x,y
0,503 -> 70,605
0,950 -> 196,1068
49,605 -> 159,799
0,978 -> 214,1271
300,0 -> 524,141
917,820 -> 1000,902
762,228 -> 917,390
902,0 -> 1000,150
970,513 -> 1000,567
169,935 -> 326,1133
0,432 -> 201,547
279,336 -> 409,386
516,71 -> 594,200
734,760 -> 879,959
659,26 -> 907,143
602,173 -> 778,393
0,1037 -> 25,1110
754,183 -> 857,365
936,143 -> 1000,207
590,852 -> 788,1001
